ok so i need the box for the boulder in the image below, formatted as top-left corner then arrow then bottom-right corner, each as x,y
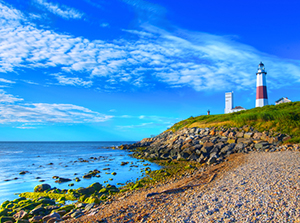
220,143 -> 235,155
236,132 -> 244,138
207,155 -> 217,165
30,206 -> 45,215
182,147 -> 195,155
0,217 -> 14,223
227,138 -> 236,144
37,198 -> 55,206
76,187 -> 95,195
33,184 -> 51,192
234,143 -> 245,151
13,210 -> 28,220
55,177 -> 72,183
220,137 -> 228,142
201,142 -> 214,153
244,132 -> 253,138
253,132 -> 262,140
42,212 -> 61,222
254,141 -> 269,150
177,152 -> 190,160
214,142 -> 225,150
188,153 -> 199,161
29,216 -> 43,223
237,138 -> 252,145
228,132 -> 236,138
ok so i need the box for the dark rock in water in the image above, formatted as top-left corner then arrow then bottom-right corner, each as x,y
55,177 -> 72,183
77,186 -> 95,195
34,184 -> 51,192
83,169 -> 101,179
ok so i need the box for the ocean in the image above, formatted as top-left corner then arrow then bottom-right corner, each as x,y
0,141 -> 161,204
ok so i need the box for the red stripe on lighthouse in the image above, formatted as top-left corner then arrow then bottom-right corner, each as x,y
256,86 -> 268,99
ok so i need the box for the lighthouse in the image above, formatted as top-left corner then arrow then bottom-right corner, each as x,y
256,62 -> 268,107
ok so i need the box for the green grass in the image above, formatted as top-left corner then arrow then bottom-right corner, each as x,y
168,101 -> 300,143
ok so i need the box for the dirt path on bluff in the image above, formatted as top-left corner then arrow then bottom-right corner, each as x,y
65,151 -> 300,222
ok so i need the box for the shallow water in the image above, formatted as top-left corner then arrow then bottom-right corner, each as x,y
0,142 -> 160,204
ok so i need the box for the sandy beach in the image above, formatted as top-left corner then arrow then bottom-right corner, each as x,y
66,150 -> 300,222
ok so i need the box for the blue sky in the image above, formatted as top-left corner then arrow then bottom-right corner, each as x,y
0,0 -> 300,141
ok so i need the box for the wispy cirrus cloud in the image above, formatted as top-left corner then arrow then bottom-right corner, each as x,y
0,90 -> 112,124
33,0 -> 84,20
117,114 -> 179,129
16,126 -> 37,129
0,78 -> 15,84
51,74 -> 93,87
1,2 -> 300,92
0,90 -> 23,103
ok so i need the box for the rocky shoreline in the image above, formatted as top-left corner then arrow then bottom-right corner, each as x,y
119,126 -> 296,164
1,126 -> 299,223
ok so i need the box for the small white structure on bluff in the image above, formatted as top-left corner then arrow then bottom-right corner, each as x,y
275,97 -> 291,105
224,92 -> 246,114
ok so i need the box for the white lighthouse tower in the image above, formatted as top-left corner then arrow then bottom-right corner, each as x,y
256,62 -> 268,107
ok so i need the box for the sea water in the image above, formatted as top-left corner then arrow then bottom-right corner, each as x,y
0,142 -> 161,204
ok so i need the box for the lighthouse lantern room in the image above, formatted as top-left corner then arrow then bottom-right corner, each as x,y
256,62 -> 268,107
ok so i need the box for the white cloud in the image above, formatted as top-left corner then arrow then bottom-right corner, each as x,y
16,126 -> 37,129
100,23 -> 109,27
0,102 -> 113,124
0,90 -> 112,124
0,90 -> 23,103
22,80 -> 39,85
34,0 -> 84,20
1,2 -> 300,92
51,74 -> 93,87
0,78 -> 15,84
